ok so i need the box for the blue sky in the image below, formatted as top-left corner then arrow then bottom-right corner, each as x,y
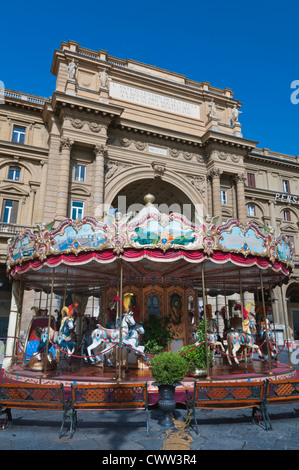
1,0 -> 298,156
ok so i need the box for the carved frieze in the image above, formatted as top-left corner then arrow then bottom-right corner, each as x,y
186,175 -> 206,194
104,160 -> 133,183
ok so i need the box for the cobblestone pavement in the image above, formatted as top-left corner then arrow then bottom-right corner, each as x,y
0,402 -> 299,451
1,350 -> 299,453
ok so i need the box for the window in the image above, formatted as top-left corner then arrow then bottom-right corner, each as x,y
71,200 -> 84,220
1,200 -> 19,224
247,173 -> 256,188
284,210 -> 291,221
247,204 -> 255,216
8,166 -> 21,181
74,164 -> 86,182
220,190 -> 227,205
11,125 -> 26,144
282,179 -> 290,194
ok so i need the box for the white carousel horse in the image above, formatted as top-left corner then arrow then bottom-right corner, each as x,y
87,311 -> 136,365
206,331 -> 225,355
122,322 -> 146,359
194,329 -> 225,355
226,318 -> 263,366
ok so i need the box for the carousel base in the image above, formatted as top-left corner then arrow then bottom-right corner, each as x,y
2,358 -> 297,405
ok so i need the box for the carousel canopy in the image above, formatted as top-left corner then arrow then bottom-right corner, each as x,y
6,194 -> 294,296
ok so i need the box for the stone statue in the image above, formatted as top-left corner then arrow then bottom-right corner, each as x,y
231,105 -> 241,124
208,99 -> 217,119
99,70 -> 109,89
67,59 -> 77,80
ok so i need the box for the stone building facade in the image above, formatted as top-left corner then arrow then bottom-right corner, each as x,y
0,40 -> 298,345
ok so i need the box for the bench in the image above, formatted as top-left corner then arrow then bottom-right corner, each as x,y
69,382 -> 149,438
185,380 -> 267,434
0,383 -> 68,438
262,378 -> 299,430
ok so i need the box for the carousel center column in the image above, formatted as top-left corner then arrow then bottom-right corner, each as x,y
234,173 -> 247,224
207,168 -> 223,222
55,137 -> 74,222
93,144 -> 106,219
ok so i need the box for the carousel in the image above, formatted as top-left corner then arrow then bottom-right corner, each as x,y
2,194 -> 296,395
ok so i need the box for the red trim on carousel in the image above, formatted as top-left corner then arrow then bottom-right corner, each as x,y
9,249 -> 292,278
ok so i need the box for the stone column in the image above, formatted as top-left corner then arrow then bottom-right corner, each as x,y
234,173 -> 247,223
2,280 -> 23,371
268,200 -> 277,230
208,168 -> 222,220
56,137 -> 74,222
93,144 -> 106,218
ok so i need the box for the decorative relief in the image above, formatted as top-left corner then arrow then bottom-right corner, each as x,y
104,160 -> 133,182
183,152 -> 193,161
151,161 -> 165,179
209,150 -> 241,163
169,148 -> 180,158
186,175 -> 206,194
134,141 -> 147,151
88,122 -> 102,133
120,137 -> 131,147
70,118 -> 84,129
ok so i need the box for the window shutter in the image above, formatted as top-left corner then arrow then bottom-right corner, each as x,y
247,173 -> 256,188
10,200 -> 19,224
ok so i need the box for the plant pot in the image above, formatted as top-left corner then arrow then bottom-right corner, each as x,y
153,382 -> 181,430
189,367 -> 206,377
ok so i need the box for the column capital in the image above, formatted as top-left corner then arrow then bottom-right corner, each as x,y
60,137 -> 74,152
93,144 -> 107,157
233,173 -> 246,184
207,167 -> 223,180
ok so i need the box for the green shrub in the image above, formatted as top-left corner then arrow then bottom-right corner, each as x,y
142,314 -> 176,355
151,351 -> 187,384
178,321 -> 213,370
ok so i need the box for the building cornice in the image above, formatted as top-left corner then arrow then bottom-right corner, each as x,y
247,151 -> 299,169
50,91 -> 124,118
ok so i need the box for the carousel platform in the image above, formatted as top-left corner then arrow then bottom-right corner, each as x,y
2,358 -> 297,405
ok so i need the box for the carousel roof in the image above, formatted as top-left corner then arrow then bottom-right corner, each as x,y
6,194 -> 294,296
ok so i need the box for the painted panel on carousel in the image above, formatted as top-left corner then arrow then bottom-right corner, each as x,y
9,231 -> 36,264
128,214 -> 200,249
50,219 -> 108,254
218,222 -> 266,255
276,235 -> 293,264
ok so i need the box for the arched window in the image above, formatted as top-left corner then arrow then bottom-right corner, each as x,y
146,293 -> 160,317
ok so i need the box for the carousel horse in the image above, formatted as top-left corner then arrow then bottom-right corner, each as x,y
87,311 -> 136,365
35,303 -> 78,363
258,319 -> 277,362
206,331 -> 225,355
122,322 -> 146,359
194,328 -> 225,355
226,318 -> 264,366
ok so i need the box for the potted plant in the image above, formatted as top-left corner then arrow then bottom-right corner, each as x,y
142,314 -> 176,356
151,351 -> 187,430
179,321 -> 213,376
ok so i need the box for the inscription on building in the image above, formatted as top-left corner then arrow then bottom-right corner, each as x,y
275,193 -> 299,204
148,146 -> 167,156
109,81 -> 200,119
